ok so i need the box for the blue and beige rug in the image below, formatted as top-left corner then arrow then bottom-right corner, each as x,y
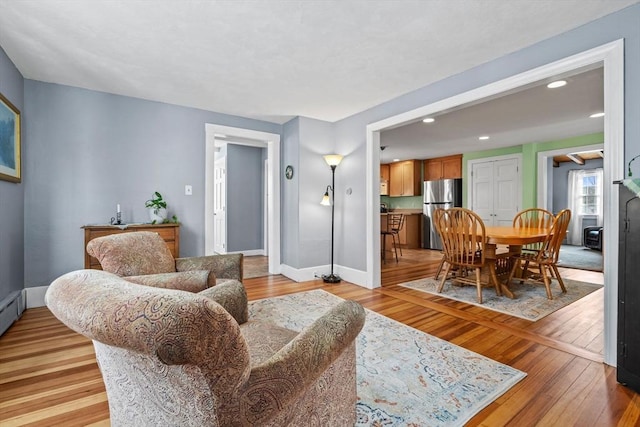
399,277 -> 602,321
249,290 -> 526,426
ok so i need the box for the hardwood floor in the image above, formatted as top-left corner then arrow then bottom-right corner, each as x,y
1,253 -> 638,426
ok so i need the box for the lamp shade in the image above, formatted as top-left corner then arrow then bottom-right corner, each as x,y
323,154 -> 343,167
320,191 -> 331,206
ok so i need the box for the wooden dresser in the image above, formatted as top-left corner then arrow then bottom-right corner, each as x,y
82,224 -> 180,269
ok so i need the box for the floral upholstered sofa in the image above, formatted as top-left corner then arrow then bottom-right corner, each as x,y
45,267 -> 365,426
86,230 -> 243,288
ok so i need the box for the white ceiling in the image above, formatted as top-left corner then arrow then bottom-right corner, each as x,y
0,0 -> 636,126
381,66 -> 605,162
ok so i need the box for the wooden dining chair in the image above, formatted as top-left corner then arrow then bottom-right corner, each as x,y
513,208 -> 555,254
436,208 -> 501,304
506,209 -> 572,299
432,208 -> 447,279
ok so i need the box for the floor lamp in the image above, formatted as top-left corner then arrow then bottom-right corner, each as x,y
320,154 -> 343,283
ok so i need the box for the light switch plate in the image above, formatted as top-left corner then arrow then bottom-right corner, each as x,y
185,185 -> 193,195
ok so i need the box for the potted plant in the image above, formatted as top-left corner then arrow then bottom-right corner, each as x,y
145,191 -> 168,223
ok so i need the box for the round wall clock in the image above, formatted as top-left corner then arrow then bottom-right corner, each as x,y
285,165 -> 294,180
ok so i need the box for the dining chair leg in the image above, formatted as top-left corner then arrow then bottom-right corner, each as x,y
541,265 -> 553,299
392,234 -> 399,263
437,264 -> 452,293
488,264 -> 502,297
475,268 -> 482,304
396,232 -> 403,256
434,256 -> 445,279
551,264 -> 567,293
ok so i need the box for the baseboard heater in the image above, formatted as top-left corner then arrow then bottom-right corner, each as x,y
0,290 -> 25,336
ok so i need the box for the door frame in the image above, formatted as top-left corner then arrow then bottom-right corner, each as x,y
537,143 -> 604,210
365,39 -> 624,366
205,124 -> 281,275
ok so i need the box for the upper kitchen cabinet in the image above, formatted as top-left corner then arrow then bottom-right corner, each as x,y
389,160 -> 421,197
380,163 -> 390,196
423,154 -> 463,181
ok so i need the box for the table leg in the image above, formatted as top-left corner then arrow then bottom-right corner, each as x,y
485,243 -> 516,299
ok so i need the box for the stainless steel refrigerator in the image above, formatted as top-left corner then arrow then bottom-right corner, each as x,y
422,178 -> 463,250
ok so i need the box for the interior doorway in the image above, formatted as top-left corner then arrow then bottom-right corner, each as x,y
204,124 -> 281,275
365,40 -> 624,366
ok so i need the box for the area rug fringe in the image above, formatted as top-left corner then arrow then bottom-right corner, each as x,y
249,289 -> 526,426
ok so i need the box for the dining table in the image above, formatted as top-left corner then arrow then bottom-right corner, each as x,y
481,226 -> 551,299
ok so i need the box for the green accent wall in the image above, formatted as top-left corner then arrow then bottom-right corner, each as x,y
462,132 -> 604,208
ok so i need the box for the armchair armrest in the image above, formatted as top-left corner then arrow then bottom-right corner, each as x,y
198,280 -> 248,324
176,253 -> 243,282
240,300 -> 365,423
125,270 -> 212,293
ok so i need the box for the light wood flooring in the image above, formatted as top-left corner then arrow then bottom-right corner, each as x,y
2,251 -> 638,426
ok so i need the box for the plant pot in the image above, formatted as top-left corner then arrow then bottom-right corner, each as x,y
148,207 -> 167,223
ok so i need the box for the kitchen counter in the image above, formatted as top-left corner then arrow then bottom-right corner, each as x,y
380,211 -> 422,249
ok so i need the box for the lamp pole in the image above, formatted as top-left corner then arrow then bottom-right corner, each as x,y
322,154 -> 343,283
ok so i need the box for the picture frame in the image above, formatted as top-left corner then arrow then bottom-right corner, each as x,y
0,92 -> 21,183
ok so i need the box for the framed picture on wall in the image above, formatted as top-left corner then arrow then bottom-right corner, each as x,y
0,92 -> 21,183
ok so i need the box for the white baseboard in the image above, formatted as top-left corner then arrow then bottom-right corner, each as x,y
279,264 -> 368,287
25,286 -> 48,308
228,249 -> 266,256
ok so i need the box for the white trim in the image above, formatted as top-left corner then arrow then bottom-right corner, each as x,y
280,263 -> 368,285
467,153 -> 523,213
537,143 -> 604,209
226,249 -> 266,257
25,286 -> 48,308
205,124 -> 281,275
365,39 -> 624,366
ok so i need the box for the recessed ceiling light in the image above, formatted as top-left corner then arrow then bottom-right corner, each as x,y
479,136 -> 490,140
393,158 -> 400,162
547,80 -> 567,89
590,112 -> 605,118
422,117 -> 435,123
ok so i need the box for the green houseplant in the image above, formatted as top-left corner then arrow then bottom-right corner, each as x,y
145,191 -> 168,223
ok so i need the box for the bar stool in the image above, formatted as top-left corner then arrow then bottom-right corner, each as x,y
381,213 -> 405,263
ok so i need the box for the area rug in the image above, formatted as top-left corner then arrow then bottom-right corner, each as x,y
557,244 -> 603,272
399,277 -> 602,321
249,290 -> 526,426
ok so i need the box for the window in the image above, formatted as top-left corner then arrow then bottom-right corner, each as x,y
578,172 -> 601,215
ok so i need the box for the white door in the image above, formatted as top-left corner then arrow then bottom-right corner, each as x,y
214,158 -> 227,254
470,156 -> 520,226
471,161 -> 494,224
493,158 -> 520,225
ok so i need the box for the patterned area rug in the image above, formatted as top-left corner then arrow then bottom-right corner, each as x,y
249,290 -> 526,426
399,277 -> 602,321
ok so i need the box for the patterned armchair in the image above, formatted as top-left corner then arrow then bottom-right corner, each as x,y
45,269 -> 365,426
86,230 -> 243,290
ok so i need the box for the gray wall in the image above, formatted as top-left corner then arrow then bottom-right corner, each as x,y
226,144 -> 265,252
0,46 -> 24,302
552,158 -> 604,213
281,118 -> 300,267
333,4 -> 640,272
23,80 -> 281,288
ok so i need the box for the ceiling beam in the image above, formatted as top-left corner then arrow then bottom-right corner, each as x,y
567,153 -> 585,165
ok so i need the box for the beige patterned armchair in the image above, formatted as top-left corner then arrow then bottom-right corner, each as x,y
46,269 -> 365,426
86,230 -> 242,288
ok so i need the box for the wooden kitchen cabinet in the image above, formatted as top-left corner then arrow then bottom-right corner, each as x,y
82,223 -> 180,269
424,154 -> 462,180
380,164 -> 390,195
380,214 -> 421,248
389,160 -> 421,196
